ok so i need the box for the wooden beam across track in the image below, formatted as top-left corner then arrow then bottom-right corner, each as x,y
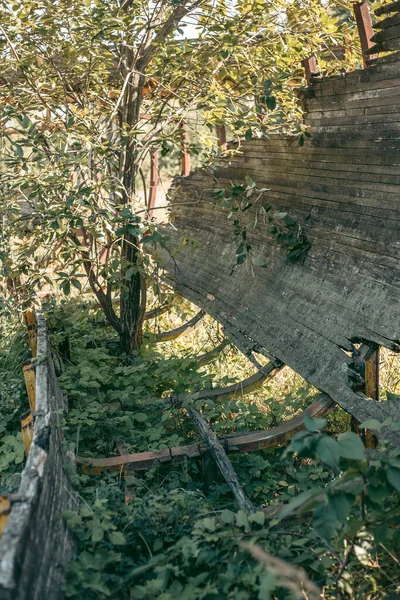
76,394 -> 335,475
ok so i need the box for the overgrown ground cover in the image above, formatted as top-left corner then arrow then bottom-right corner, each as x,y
1,298 -> 400,599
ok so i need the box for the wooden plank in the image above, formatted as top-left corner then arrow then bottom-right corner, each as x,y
188,407 -> 254,512
375,0 -> 400,16
375,12 -> 400,29
76,395 -> 335,474
152,310 -> 204,342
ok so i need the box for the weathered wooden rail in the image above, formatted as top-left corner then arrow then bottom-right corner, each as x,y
77,393 -> 335,474
158,1 -> 400,443
0,312 -> 76,600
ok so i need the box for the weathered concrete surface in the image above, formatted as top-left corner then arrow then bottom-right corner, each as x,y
0,312 -> 76,600
159,51 -> 400,440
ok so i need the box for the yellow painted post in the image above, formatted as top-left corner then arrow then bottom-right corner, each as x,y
0,495 -> 11,538
22,361 -> 36,411
21,410 -> 34,457
24,308 -> 37,357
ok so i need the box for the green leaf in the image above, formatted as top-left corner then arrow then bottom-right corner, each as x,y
133,412 -> 148,422
220,509 -> 235,524
258,572 -> 278,600
316,436 -> 341,467
236,253 -> 247,265
336,432 -> 365,461
202,517 -> 216,532
386,467 -> 400,492
109,531 -> 126,545
266,96 -> 276,111
248,511 -> 265,526
235,510 -> 249,530
71,279 -> 82,290
304,414 -> 326,432
278,488 -> 323,520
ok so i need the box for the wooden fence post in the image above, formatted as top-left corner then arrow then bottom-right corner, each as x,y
21,410 -> 35,456
22,361 -> 36,411
302,56 -> 318,85
216,124 -> 227,150
353,0 -> 378,66
180,120 -> 190,176
24,308 -> 37,357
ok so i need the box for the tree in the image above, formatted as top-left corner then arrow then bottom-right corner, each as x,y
0,0 -> 355,354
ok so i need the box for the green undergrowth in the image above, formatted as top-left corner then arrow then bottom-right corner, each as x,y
1,298 -> 400,599
0,312 -> 31,493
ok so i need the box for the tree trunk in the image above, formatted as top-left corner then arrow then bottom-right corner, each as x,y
118,69 -> 147,354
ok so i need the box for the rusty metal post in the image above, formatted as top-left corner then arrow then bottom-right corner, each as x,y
216,124 -> 227,150
180,120 -> 190,176
353,1 -> 378,66
302,56 -> 318,85
148,149 -> 159,218
22,361 -> 36,411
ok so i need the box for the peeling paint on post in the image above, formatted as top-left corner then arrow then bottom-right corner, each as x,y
21,411 -> 34,457
22,361 -> 36,411
24,309 -> 37,358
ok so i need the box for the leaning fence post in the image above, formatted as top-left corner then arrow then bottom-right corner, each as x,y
353,0 -> 377,66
